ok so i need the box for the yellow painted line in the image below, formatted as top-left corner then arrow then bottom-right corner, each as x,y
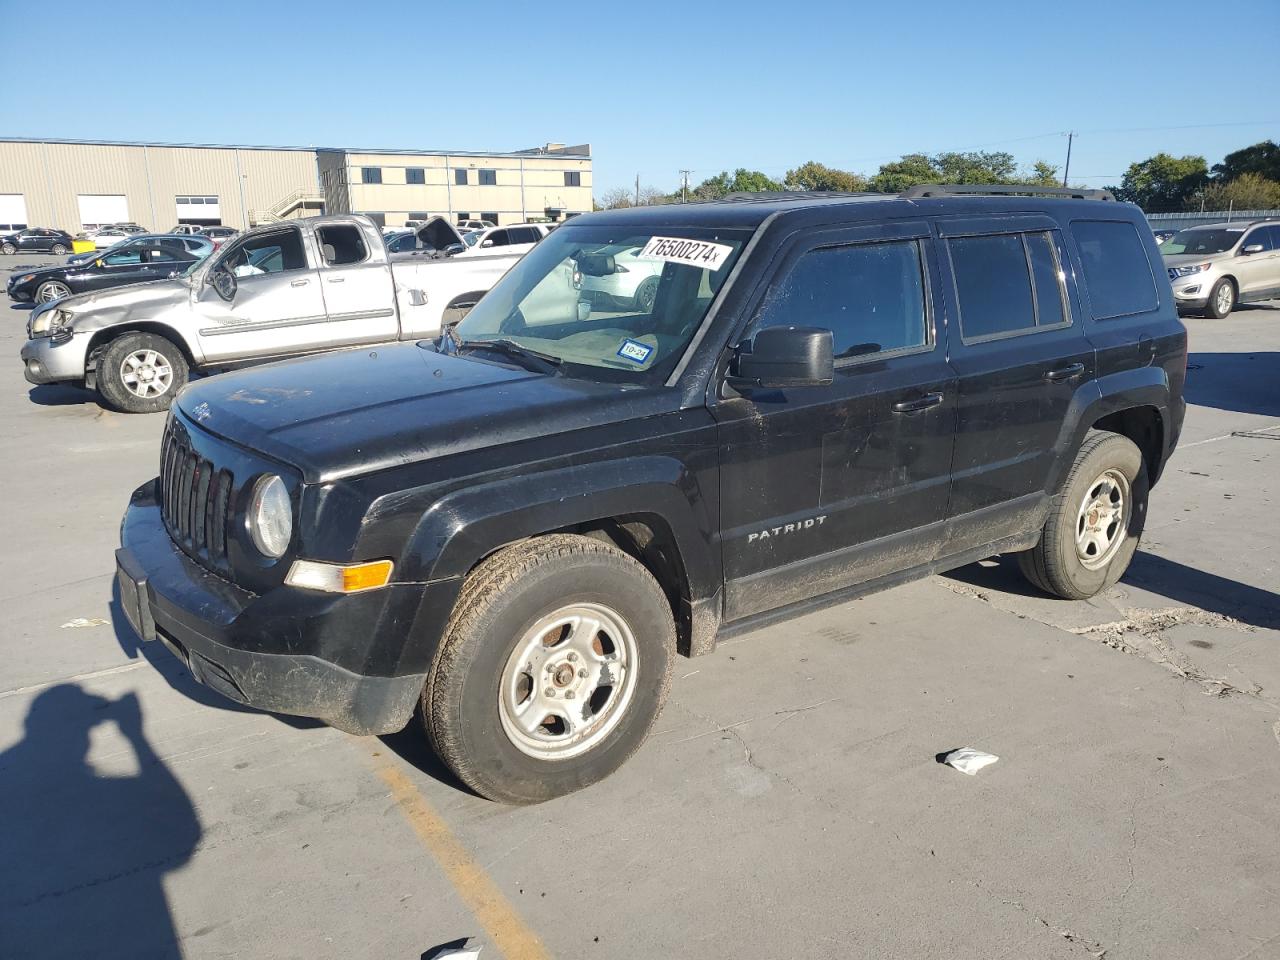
372,757 -> 553,960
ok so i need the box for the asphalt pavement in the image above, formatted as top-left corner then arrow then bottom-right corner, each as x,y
2,257 -> 1278,960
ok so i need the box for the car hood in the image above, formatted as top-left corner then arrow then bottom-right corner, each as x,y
416,216 -> 465,252
1161,252 -> 1230,267
8,264 -> 71,285
60,278 -> 192,325
176,343 -> 667,483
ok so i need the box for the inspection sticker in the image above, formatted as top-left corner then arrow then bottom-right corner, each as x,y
637,236 -> 733,271
617,339 -> 654,364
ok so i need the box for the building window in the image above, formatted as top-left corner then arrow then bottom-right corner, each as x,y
479,169 -> 497,186
406,167 -> 426,185
365,212 -> 386,228
564,171 -> 582,187
455,169 -> 468,186
481,212 -> 499,225
361,167 -> 382,184
408,211 -> 430,221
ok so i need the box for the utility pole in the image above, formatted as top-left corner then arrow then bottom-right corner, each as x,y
1062,131 -> 1075,188
635,173 -> 641,207
679,169 -> 692,203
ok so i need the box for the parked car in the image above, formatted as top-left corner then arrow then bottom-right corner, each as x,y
87,228 -> 136,249
67,234 -> 213,266
575,242 -> 666,311
21,214 -> 524,412
169,224 -> 205,236
8,239 -> 205,304
1161,219 -> 1280,317
457,218 -> 495,232
1152,229 -> 1177,245
201,226 -> 239,248
452,222 -> 553,259
1,228 -> 75,255
112,185 -> 1187,804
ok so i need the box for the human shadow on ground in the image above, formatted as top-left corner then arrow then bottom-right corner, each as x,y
0,685 -> 200,960
944,551 -> 1280,633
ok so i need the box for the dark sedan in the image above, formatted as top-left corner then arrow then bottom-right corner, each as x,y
7,239 -> 201,303
1,228 -> 75,255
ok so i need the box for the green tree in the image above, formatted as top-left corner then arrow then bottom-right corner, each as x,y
685,168 -> 783,201
1188,172 -> 1280,212
1211,140 -> 1280,183
869,153 -> 938,193
868,151 -> 1029,193
784,160 -> 868,192
1110,153 -> 1209,212
1026,161 -> 1061,186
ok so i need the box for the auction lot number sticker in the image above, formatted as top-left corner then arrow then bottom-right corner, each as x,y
638,236 -> 733,271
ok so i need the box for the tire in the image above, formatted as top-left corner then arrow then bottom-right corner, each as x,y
1017,430 -> 1148,600
1204,278 -> 1235,319
633,276 -> 660,312
96,332 -> 189,414
50,243 -> 67,256
1,243 -> 14,255
36,280 -> 72,303
424,533 -> 676,804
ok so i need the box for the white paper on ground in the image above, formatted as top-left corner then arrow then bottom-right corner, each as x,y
941,747 -> 999,775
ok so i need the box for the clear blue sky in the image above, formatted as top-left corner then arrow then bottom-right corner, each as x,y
1,0 -> 1277,195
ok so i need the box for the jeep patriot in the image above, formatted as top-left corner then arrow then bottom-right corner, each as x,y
115,185 -> 1187,803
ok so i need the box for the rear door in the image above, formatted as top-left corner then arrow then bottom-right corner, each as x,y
1234,225 -> 1280,298
712,220 -> 957,621
934,215 -> 1096,553
88,244 -> 155,290
193,225 -> 330,362
314,221 -> 399,345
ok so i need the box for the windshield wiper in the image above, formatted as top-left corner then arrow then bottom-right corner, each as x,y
455,337 -> 563,374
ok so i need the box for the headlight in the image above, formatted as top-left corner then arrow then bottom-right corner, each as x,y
1169,262 -> 1210,279
17,273 -> 35,283
30,308 -> 69,337
248,474 -> 292,558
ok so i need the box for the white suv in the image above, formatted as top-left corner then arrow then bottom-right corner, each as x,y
1162,220 -> 1280,318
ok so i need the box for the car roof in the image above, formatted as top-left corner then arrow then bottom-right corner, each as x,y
1181,220 -> 1274,231
571,192 -> 1140,231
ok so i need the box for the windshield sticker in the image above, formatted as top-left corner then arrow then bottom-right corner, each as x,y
638,236 -> 733,271
617,339 -> 654,364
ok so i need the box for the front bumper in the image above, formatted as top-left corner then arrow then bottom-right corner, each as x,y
1170,274 -> 1215,311
116,480 -> 429,735
6,280 -> 33,302
20,332 -> 90,385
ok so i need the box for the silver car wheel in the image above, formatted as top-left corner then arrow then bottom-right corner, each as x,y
37,281 -> 71,303
119,349 -> 174,399
1075,468 -> 1130,570
1215,281 -> 1234,315
498,602 -> 639,761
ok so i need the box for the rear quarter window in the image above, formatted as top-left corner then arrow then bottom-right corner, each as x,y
1071,220 -> 1159,319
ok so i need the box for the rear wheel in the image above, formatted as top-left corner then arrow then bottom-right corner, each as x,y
423,534 -> 675,804
96,332 -> 189,414
36,280 -> 71,303
633,276 -> 660,312
1017,430 -> 1148,600
1204,278 -> 1235,318
50,242 -> 67,256
1,242 -> 14,255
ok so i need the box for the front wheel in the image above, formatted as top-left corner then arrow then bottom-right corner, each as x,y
424,534 -> 675,804
50,243 -> 67,256
36,280 -> 71,303
1017,430 -> 1148,600
96,332 -> 189,413
1204,278 -> 1235,319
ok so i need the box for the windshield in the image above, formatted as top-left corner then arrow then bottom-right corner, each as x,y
452,224 -> 750,382
463,231 -> 482,247
1160,228 -> 1243,256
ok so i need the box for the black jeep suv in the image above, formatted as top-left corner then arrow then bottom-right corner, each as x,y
116,185 -> 1186,803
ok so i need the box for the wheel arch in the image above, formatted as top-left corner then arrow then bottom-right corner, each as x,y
85,321 -> 198,372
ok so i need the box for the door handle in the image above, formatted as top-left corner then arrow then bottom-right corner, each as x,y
327,277 -> 345,283
892,392 -> 944,413
1044,362 -> 1085,382
290,279 -> 310,287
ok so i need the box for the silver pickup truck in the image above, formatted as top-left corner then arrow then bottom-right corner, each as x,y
20,214 -> 520,412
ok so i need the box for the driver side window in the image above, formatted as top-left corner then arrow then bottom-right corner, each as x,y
226,229 -> 307,277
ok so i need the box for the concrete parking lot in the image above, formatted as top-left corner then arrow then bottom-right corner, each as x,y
2,252 -> 1278,960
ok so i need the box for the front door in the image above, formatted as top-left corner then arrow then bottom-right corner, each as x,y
712,221 -> 956,622
933,216 -> 1096,551
194,225 -> 329,362
314,222 -> 399,345
1233,225 -> 1280,299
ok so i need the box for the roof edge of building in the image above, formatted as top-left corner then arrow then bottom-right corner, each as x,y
0,136 -> 591,159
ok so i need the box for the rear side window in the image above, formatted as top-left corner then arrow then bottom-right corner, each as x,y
755,239 -> 928,360
317,224 -> 368,266
948,234 -> 1036,339
1072,220 -> 1158,319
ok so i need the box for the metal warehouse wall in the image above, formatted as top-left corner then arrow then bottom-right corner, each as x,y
0,140 -> 320,233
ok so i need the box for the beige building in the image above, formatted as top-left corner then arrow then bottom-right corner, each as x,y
0,138 -> 592,235
317,143 -> 593,228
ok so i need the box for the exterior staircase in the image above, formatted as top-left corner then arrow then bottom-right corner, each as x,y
249,188 -> 325,225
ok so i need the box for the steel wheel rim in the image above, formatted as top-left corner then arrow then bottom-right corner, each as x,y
498,602 -> 639,761
1216,283 -> 1233,314
120,349 -> 174,399
1075,468 -> 1130,570
38,281 -> 70,303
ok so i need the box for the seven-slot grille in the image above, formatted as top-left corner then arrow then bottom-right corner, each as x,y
160,423 -> 234,570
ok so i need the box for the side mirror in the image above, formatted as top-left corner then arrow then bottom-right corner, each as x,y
480,239 -> 494,248
729,326 -> 834,389
1240,243 -> 1264,255
577,253 -> 617,277
210,267 -> 237,302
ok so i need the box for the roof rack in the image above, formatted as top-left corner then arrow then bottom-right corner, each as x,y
901,183 -> 1116,202
721,190 -> 885,202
